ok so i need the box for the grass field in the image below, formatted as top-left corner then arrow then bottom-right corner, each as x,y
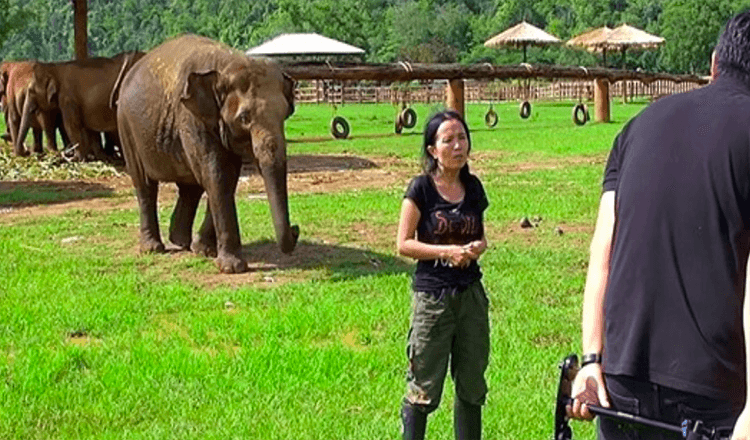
0,100 -> 648,439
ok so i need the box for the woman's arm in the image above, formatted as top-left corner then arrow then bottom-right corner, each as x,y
396,198 -> 470,267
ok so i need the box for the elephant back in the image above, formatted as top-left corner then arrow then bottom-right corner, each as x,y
140,34 -> 250,101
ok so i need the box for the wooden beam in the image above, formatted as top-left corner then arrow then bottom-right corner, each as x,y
594,78 -> 610,123
446,79 -> 465,118
73,0 -> 88,60
280,61 -> 708,85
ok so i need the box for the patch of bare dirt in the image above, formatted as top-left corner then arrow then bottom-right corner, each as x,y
0,152 -> 598,288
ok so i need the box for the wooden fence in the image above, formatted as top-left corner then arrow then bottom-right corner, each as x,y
295,79 -> 703,105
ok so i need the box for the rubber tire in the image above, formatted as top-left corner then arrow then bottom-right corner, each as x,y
400,108 -> 417,129
394,114 -> 404,134
485,109 -> 498,128
330,116 -> 350,139
572,104 -> 588,126
519,101 -> 531,119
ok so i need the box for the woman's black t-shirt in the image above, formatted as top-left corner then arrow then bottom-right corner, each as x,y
404,173 -> 489,292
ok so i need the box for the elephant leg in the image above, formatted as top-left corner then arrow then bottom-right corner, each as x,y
192,202 -> 217,258
135,176 -> 165,253
206,158 -> 246,273
40,112 -> 58,153
169,183 -> 203,251
7,104 -> 27,156
31,126 -> 44,154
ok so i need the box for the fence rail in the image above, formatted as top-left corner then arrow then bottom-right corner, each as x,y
295,79 -> 703,105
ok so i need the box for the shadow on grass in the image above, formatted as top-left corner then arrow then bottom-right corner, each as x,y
239,238 -> 412,280
242,154 -> 378,175
288,131 -> 421,144
0,180 -> 114,208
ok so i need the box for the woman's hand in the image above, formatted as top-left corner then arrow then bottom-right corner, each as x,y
445,245 -> 472,268
463,240 -> 486,260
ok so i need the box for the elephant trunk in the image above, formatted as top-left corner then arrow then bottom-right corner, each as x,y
260,158 -> 299,254
15,88 -> 35,156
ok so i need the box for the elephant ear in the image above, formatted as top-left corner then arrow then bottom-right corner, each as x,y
32,64 -> 57,105
180,70 -> 221,125
282,72 -> 295,119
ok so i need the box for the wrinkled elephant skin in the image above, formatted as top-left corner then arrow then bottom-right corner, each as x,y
114,34 -> 298,274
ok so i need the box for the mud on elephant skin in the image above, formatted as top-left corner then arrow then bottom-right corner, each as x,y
16,51 -> 144,162
113,34 -> 299,274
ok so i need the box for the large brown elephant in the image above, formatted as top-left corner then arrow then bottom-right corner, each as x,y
16,51 -> 143,161
112,34 -> 298,273
0,61 -> 67,156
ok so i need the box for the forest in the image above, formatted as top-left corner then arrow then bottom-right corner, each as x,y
0,0 -> 749,76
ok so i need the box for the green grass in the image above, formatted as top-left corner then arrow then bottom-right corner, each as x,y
0,100 -> 650,439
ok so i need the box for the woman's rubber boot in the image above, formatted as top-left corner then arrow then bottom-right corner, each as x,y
402,402 -> 427,440
454,398 -> 482,440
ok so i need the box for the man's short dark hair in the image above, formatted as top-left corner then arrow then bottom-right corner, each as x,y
715,9 -> 750,79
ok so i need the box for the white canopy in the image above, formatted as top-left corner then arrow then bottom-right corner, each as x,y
246,33 -> 365,56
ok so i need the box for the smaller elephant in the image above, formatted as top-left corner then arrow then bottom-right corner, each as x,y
0,61 -> 67,156
113,34 -> 299,273
17,51 -> 143,161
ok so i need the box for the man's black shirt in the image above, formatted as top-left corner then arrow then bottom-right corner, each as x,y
603,74 -> 750,403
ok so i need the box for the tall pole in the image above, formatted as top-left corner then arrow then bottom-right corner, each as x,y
73,0 -> 88,60
446,79 -> 465,119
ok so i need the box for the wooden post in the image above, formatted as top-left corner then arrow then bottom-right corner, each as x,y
446,79 -> 465,118
73,0 -> 88,60
594,78 -> 610,123
622,80 -> 628,104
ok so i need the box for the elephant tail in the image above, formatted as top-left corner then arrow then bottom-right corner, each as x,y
109,52 -> 136,110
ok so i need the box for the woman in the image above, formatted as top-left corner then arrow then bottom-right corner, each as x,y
396,111 -> 490,440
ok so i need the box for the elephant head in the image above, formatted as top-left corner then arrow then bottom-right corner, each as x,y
16,64 -> 56,156
180,59 -> 299,254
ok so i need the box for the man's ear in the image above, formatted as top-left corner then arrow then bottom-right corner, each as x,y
282,72 -> 295,119
181,70 -> 221,123
710,50 -> 719,82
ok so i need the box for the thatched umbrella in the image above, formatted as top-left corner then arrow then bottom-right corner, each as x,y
605,24 -> 665,66
567,24 -> 664,67
484,21 -> 561,63
566,26 -> 613,65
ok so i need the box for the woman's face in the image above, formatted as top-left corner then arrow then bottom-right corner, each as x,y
428,118 -> 470,173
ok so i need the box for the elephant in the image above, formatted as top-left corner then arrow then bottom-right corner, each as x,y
0,61 -> 68,156
16,51 -> 144,162
112,34 -> 299,273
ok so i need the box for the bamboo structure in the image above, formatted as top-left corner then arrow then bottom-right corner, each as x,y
281,61 -> 707,85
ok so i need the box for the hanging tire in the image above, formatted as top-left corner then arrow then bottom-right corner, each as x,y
485,109 -> 498,128
330,116 -> 350,139
572,103 -> 588,126
394,114 -> 403,134
400,108 -> 417,129
519,101 -> 531,119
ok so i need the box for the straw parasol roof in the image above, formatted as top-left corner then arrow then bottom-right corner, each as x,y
606,24 -> 664,49
567,24 -> 664,66
484,21 -> 561,63
247,33 -> 365,57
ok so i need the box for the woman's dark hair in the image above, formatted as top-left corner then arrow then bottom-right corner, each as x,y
715,9 -> 750,82
422,110 -> 472,182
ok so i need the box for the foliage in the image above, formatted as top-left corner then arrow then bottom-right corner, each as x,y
3,1 -> 750,76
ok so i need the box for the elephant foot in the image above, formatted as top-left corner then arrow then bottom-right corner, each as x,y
140,238 -> 166,253
215,253 -> 248,274
191,238 -> 217,258
13,147 -> 29,157
168,232 -> 192,251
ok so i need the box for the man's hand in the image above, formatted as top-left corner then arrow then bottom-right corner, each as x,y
566,363 -> 610,421
731,406 -> 750,440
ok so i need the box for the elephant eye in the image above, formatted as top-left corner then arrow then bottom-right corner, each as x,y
238,110 -> 252,124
